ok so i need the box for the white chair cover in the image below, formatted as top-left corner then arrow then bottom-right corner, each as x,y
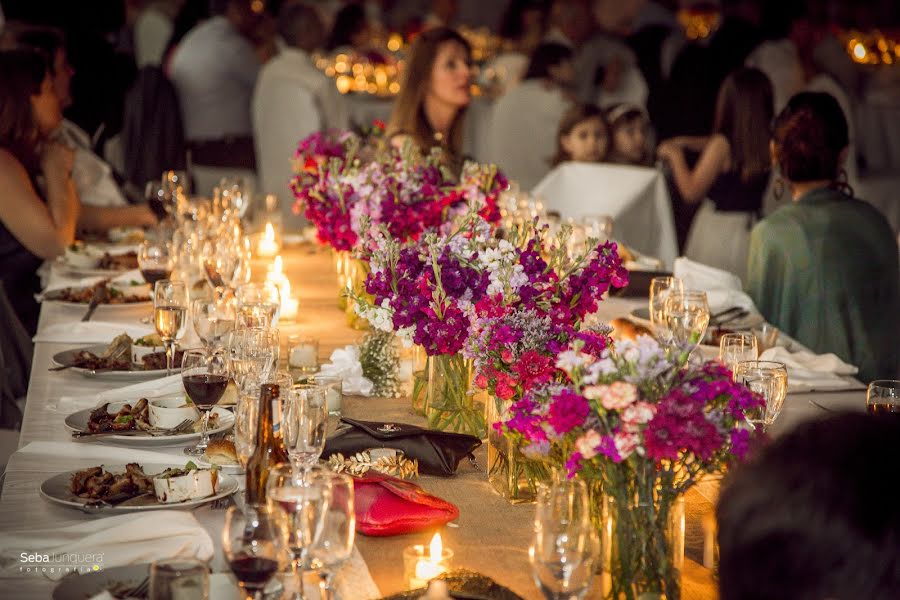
533,162 -> 678,268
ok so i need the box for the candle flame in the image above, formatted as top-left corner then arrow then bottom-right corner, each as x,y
272,255 -> 283,275
429,533 -> 442,561
852,41 -> 867,60
264,222 -> 275,240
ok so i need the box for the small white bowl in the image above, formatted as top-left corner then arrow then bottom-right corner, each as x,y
64,245 -> 103,268
131,342 -> 164,364
153,469 -> 218,503
110,274 -> 151,300
148,396 -> 199,429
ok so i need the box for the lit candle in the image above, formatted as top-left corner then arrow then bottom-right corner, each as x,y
281,297 -> 299,321
257,222 -> 280,257
405,533 -> 452,589
289,340 -> 319,372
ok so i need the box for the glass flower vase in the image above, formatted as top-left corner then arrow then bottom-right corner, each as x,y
598,489 -> 685,600
344,258 -> 370,330
411,356 -> 429,416
333,250 -> 349,309
485,395 -> 548,503
426,354 -> 485,437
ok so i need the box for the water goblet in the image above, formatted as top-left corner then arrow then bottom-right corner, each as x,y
283,384 -> 329,474
733,360 -> 789,430
153,280 -> 188,375
649,276 -> 683,341
719,332 -> 758,373
309,471 -> 355,600
664,290 -> 710,353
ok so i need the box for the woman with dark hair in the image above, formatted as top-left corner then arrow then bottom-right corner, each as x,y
326,4 -> 370,52
658,67 -> 774,279
0,50 -> 79,334
486,42 -> 575,189
746,92 -> 899,382
387,27 -> 472,169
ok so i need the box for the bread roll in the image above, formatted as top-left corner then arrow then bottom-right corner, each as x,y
609,317 -> 653,341
204,439 -> 237,465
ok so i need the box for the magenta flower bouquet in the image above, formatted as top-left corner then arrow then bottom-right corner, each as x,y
499,336 -> 763,599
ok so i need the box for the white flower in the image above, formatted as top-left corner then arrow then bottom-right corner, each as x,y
556,350 -> 591,374
575,430 -> 602,459
614,432 -> 642,460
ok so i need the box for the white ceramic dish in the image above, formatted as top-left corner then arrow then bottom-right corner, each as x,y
153,468 -> 218,503
64,402 -> 232,447
148,395 -> 201,429
40,464 -> 238,513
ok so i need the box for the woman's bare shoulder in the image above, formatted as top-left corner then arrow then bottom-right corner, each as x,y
0,148 -> 32,182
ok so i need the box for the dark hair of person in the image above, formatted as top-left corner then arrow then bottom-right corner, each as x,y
605,103 -> 652,164
499,0 -> 549,41
0,50 -> 49,175
712,67 -> 773,182
278,2 -> 323,49
0,23 -> 66,73
326,4 -> 367,51
387,27 -> 471,163
717,412 -> 900,600
552,103 -> 608,166
771,91 -> 850,185
523,42 -> 573,81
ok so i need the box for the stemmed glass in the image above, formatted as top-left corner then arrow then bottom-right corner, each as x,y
531,479 -> 597,599
268,464 -> 333,600
223,505 -> 281,600
138,239 -> 174,285
733,360 -> 789,430
236,282 -> 281,328
309,472 -> 355,600
866,380 -> 900,415
153,280 -> 188,375
719,332 -> 758,373
649,276 -> 683,341
228,328 -> 280,388
283,384 -> 329,475
663,290 -> 710,353
192,297 -> 236,351
234,383 -> 259,470
182,348 -> 229,456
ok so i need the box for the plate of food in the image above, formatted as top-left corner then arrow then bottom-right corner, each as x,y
53,565 -> 239,600
51,335 -> 183,380
196,439 -> 243,474
43,281 -> 151,309
40,462 -> 239,513
57,242 -> 140,277
64,399 -> 233,446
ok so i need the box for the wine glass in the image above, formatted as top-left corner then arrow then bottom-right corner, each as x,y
866,380 -> 900,415
223,505 -> 281,600
139,239 -> 174,285
733,360 -> 789,430
145,181 -> 173,222
192,297 -> 236,351
182,348 -> 229,456
531,479 -> 597,600
153,280 -> 188,375
234,383 -> 259,469
236,282 -> 281,328
663,290 -> 710,353
163,169 -> 190,195
649,276 -> 683,341
309,471 -> 355,600
283,384 -> 329,474
719,332 -> 758,373
268,464 -> 333,600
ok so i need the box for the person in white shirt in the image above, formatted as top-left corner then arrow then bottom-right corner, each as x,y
169,0 -> 264,167
134,0 -> 184,68
252,2 -> 348,224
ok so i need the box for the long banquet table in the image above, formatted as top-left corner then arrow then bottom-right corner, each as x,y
0,244 -> 867,599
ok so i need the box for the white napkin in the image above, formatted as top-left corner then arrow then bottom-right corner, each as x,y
673,257 -> 757,313
54,374 -> 185,412
759,346 -> 861,392
317,346 -> 374,396
33,321 -> 153,344
0,511 -> 213,581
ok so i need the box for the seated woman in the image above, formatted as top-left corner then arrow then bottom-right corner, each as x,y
657,68 -> 773,280
486,42 -> 575,189
551,103 -> 610,165
387,27 -> 472,172
605,103 -> 653,166
746,92 -> 900,382
0,50 -> 79,334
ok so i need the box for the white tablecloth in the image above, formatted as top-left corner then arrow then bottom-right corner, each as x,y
533,162 -> 679,268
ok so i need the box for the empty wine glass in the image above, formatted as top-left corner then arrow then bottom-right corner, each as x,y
309,471 -> 355,600
139,239 -> 174,285
649,276 -> 683,341
234,387 -> 258,470
236,282 -> 281,328
283,384 -> 329,474
192,297 -> 236,350
268,464 -> 333,600
733,360 -> 789,430
182,348 -> 229,456
664,290 -> 710,353
223,505 -> 281,600
719,332 -> 758,373
531,479 -> 597,599
153,280 -> 188,375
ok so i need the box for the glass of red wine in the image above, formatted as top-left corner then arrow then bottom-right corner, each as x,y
182,348 -> 229,456
223,505 -> 281,600
139,239 -> 174,285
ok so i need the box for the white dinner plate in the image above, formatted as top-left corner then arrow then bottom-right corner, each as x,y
40,464 -> 239,513
64,403 -> 233,447
53,565 -> 240,600
43,291 -> 151,310
51,345 -> 177,380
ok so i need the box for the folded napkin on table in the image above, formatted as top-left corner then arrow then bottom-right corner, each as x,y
673,257 -> 757,314
758,346 -> 861,392
9,441 -> 185,473
317,345 -> 374,396
54,374 -> 185,412
33,321 -> 154,344
0,511 -> 213,581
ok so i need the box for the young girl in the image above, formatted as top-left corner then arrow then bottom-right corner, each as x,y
552,104 -> 610,165
605,103 -> 653,166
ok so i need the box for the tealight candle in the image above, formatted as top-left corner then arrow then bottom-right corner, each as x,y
289,338 -> 319,374
404,533 -> 453,590
257,222 -> 280,257
312,374 -> 342,415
